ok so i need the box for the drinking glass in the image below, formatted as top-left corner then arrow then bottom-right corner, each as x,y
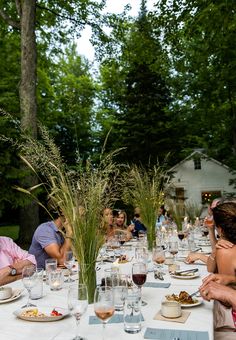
64,250 -> 75,282
169,241 -> 179,262
22,265 -> 37,308
132,262 -> 147,306
45,258 -> 57,284
68,284 -> 88,340
94,286 -> 115,340
135,246 -> 149,264
152,247 -> 166,271
100,245 -> 107,265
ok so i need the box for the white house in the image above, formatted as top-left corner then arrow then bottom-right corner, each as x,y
167,150 -> 236,207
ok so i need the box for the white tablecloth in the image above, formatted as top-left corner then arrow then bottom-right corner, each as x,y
0,258 -> 213,340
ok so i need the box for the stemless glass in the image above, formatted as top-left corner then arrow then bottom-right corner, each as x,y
94,286 -> 115,340
169,241 -> 179,262
132,262 -> 147,306
64,250 -> 75,282
22,265 -> 37,308
68,284 -> 88,340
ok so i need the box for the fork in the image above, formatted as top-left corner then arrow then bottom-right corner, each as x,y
190,290 -> 199,298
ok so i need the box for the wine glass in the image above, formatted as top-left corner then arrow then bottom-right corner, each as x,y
152,246 -> 166,272
132,262 -> 147,306
100,245 -> 107,265
94,286 -> 115,340
64,250 -> 75,282
22,265 -> 37,308
168,241 -> 179,262
135,246 -> 149,264
68,284 -> 88,340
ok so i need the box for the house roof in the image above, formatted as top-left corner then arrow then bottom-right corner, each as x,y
168,150 -> 230,173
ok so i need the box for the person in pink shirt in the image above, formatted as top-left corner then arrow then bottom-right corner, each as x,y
0,236 -> 36,285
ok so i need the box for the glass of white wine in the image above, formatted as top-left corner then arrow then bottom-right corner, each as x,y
94,286 -> 115,340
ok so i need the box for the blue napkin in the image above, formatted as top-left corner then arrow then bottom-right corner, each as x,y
144,282 -> 171,288
144,327 -> 209,340
89,313 -> 145,325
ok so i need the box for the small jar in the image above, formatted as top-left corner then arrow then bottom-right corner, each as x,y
161,301 -> 182,318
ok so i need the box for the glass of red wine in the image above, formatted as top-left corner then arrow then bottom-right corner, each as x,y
132,262 -> 147,306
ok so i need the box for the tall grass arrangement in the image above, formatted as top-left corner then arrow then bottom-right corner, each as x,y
166,199 -> 184,231
123,165 -> 166,250
184,201 -> 203,225
15,125 -> 119,302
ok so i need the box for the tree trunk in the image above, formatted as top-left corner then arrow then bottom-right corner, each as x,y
18,0 -> 39,247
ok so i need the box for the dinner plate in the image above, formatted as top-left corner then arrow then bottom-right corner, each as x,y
13,307 -> 69,322
0,289 -> 23,304
180,298 -> 203,308
171,273 -> 200,280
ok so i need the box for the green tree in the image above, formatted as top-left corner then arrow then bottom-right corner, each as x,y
96,1 -> 180,166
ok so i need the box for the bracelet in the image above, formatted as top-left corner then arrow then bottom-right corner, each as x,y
65,236 -> 73,240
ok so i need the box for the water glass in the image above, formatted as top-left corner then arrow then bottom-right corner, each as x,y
30,268 -> 44,300
48,269 -> 64,291
64,250 -> 75,283
22,265 -> 37,307
45,258 -> 57,284
112,274 -> 128,311
124,288 -> 141,334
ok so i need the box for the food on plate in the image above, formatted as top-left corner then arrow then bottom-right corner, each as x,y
118,255 -> 129,264
166,291 -> 197,305
21,308 -> 62,318
21,308 -> 46,318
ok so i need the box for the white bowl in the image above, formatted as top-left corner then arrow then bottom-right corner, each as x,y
161,301 -> 182,318
0,286 -> 12,300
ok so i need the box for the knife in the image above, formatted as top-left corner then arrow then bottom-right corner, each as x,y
174,268 -> 198,275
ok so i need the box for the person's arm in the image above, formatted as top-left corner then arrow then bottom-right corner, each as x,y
201,273 -> 236,288
199,281 -> 236,309
44,238 -> 72,266
206,251 -> 217,273
185,252 -> 208,264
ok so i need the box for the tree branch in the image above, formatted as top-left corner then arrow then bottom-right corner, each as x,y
0,9 -> 20,29
15,0 -> 22,17
36,3 -> 84,25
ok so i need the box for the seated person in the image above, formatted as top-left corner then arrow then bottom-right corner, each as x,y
102,208 -> 114,239
29,208 -> 72,269
200,273 -> 236,334
155,205 -> 167,229
0,236 -> 36,285
129,207 -> 146,238
209,201 -> 236,275
108,210 -> 132,241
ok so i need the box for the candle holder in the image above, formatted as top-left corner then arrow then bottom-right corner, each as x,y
48,269 -> 64,291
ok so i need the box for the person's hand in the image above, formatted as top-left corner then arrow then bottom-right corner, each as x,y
185,253 -> 199,264
127,224 -> 135,232
64,219 -> 73,238
201,273 -> 236,288
199,281 -> 234,305
216,239 -> 234,249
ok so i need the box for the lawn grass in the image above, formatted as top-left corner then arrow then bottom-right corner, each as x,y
0,225 -> 19,241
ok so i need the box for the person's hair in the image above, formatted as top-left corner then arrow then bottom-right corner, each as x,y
212,202 -> 236,244
47,199 -> 63,219
160,205 -> 166,215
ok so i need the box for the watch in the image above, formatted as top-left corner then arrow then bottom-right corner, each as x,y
9,266 -> 17,276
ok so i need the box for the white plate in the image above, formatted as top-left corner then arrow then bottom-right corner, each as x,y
0,289 -> 23,304
13,307 -> 69,322
171,273 -> 200,280
181,298 -> 203,308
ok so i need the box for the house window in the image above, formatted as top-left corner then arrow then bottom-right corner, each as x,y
175,187 -> 185,202
201,191 -> 221,204
194,157 -> 201,170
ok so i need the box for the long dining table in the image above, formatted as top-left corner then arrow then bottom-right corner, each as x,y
0,242 -> 213,340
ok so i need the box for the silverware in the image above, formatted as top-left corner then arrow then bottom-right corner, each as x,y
190,290 -> 199,298
191,247 -> 202,252
174,268 -> 198,275
154,271 -> 164,280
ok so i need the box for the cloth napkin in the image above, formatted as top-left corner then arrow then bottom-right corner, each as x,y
144,282 -> 171,288
144,327 -> 209,340
89,313 -> 144,325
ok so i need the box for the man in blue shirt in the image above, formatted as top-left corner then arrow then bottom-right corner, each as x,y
29,211 -> 72,269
